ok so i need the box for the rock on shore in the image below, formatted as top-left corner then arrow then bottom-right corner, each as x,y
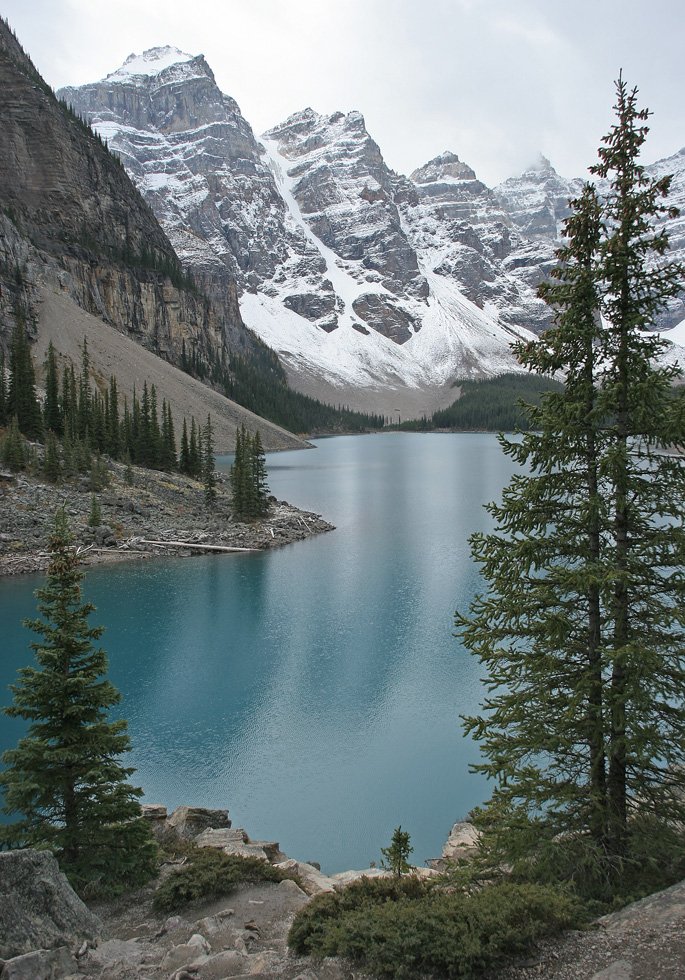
2,810 -> 685,980
0,458 -> 334,577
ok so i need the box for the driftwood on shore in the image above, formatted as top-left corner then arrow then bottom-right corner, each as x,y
140,539 -> 257,553
0,461 -> 335,578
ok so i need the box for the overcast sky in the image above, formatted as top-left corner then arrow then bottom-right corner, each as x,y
3,0 -> 684,188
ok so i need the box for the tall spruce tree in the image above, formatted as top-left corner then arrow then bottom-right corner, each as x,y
251,430 -> 270,517
456,77 -> 685,884
8,318 -> 42,440
107,375 -> 120,459
0,512 -> 157,892
77,337 -> 91,442
179,417 -> 190,475
2,415 -> 25,471
188,417 -> 201,479
203,413 -> 216,508
43,342 -> 61,436
230,425 -> 270,520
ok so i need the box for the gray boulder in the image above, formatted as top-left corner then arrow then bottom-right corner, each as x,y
165,805 -> 231,840
0,945 -> 77,980
0,849 -> 101,960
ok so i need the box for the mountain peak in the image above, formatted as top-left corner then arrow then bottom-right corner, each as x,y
526,152 -> 554,173
104,46 -> 199,83
411,151 -> 477,184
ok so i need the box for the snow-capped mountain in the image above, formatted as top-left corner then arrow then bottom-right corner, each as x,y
59,48 -> 685,413
643,147 -> 685,330
494,154 -> 584,241
493,149 -> 685,332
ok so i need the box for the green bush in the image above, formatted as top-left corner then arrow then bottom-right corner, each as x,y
288,876 -> 582,980
508,815 -> 685,914
152,848 -> 300,912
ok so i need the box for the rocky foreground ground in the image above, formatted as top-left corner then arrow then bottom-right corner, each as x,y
0,459 -> 334,578
1,808 -> 684,980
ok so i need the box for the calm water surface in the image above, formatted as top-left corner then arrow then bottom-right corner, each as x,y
0,433 -> 517,873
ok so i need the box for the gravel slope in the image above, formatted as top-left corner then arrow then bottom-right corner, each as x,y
33,287 -> 310,454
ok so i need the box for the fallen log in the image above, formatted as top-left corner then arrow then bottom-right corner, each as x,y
139,539 -> 256,553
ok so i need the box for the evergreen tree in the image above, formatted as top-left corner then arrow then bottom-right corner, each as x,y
60,365 -> 78,441
188,416 -> 201,479
124,449 -> 134,486
137,382 -> 152,467
149,385 -> 161,469
251,430 -> 270,517
107,375 -> 120,459
0,512 -> 157,892
159,399 -> 176,472
230,426 -> 270,520
91,390 -> 106,454
203,413 -> 216,508
456,77 -> 685,883
77,337 -> 91,442
2,415 -> 25,471
121,395 -> 133,461
380,826 -> 414,877
131,388 -> 142,465
43,342 -> 61,436
229,424 -> 248,517
43,431 -> 61,483
88,494 -> 101,526
7,319 -> 42,440
179,417 -> 190,475
61,431 -> 75,478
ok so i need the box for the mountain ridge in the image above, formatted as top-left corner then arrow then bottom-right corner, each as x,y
10,37 -> 684,419
61,47 -> 557,413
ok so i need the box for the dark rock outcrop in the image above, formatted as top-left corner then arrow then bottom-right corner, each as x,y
352,293 -> 420,344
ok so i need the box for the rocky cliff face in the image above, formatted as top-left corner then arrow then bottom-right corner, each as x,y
643,147 -> 685,330
398,150 -> 555,334
264,108 -> 428,301
59,49 -> 318,324
493,150 -> 685,331
494,154 -> 583,240
0,23 -> 245,369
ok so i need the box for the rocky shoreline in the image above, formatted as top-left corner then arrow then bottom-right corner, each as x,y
0,460 -> 334,578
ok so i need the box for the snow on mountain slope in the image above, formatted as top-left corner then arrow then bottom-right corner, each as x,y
260,136 -> 394,329
645,148 -> 685,330
61,50 -> 538,413
494,154 -> 584,241
242,132 -> 534,398
397,151 -> 554,336
105,46 -> 195,82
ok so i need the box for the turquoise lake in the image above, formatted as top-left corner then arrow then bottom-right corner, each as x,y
0,432 -> 518,873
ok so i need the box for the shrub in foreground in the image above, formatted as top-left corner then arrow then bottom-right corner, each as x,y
497,813 -> 685,914
287,875 -> 582,980
152,848 -> 299,912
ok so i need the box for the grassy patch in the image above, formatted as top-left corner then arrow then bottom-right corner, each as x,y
152,848 -> 300,912
287,875 -> 582,980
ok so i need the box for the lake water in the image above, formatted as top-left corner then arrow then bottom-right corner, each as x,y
0,433 -> 517,873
